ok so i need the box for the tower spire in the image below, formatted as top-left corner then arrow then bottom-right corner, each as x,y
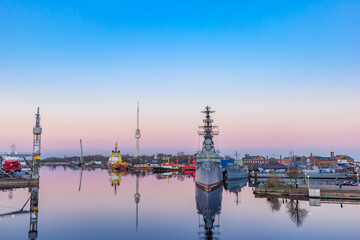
135,103 -> 141,157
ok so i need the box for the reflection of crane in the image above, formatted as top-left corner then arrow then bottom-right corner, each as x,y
0,187 -> 39,240
79,139 -> 84,191
0,197 -> 31,219
29,187 -> 39,240
134,173 -> 140,232
79,167 -> 83,192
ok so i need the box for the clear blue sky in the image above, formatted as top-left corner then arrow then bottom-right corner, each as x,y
1,1 -> 359,158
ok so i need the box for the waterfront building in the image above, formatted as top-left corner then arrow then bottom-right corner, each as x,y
335,155 -> 355,164
242,154 -> 268,165
276,157 -> 291,165
309,152 -> 337,168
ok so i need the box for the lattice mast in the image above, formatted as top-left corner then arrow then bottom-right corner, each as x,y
198,106 -> 218,151
32,108 -> 42,179
135,103 -> 141,157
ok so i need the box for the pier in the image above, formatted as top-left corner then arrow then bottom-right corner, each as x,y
254,184 -> 360,200
0,108 -> 42,188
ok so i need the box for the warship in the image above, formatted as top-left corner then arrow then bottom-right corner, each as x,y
195,106 -> 223,191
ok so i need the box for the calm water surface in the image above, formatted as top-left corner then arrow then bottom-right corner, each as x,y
1,166 -> 359,240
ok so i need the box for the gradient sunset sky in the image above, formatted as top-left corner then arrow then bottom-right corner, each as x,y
1,1 -> 359,158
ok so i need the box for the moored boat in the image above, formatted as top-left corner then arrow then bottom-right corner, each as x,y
224,164 -> 248,181
108,142 -> 127,170
2,144 -> 21,172
152,164 -> 180,172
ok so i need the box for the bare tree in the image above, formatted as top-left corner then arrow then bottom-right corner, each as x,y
267,197 -> 282,212
286,199 -> 308,227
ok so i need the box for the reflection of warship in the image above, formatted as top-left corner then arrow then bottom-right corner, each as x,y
195,106 -> 222,191
196,185 -> 223,240
224,179 -> 248,206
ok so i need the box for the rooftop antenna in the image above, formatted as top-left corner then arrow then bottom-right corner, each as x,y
135,103 -> 141,158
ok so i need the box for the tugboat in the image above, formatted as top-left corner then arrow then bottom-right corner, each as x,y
108,142 -> 127,170
195,106 -> 223,191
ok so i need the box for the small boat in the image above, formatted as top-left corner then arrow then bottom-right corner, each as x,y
152,164 -> 180,172
2,144 -> 21,172
224,164 -> 248,181
108,142 -> 127,170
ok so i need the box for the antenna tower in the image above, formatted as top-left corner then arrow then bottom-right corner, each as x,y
135,103 -> 141,157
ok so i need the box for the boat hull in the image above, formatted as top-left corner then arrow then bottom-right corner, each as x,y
195,161 -> 223,191
225,165 -> 248,180
2,159 -> 21,172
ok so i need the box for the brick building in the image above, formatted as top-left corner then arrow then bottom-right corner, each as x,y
242,154 -> 268,165
335,155 -> 354,164
277,157 -> 291,165
309,152 -> 337,168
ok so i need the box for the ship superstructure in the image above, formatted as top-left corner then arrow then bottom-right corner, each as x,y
108,142 -> 127,170
2,144 -> 21,172
195,106 -> 222,191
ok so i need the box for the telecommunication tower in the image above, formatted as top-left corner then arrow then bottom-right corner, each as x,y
32,108 -> 42,179
135,103 -> 141,157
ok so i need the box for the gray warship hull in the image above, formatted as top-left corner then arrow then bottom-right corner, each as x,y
195,161 -> 223,191
195,184 -> 223,238
225,164 -> 248,180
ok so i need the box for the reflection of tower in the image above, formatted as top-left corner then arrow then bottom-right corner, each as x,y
195,185 -> 222,240
134,173 -> 140,231
28,187 -> 39,240
135,103 -> 141,158
32,108 -> 42,179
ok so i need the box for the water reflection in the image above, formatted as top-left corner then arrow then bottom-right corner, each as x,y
286,199 -> 308,227
266,196 -> 282,212
134,172 -> 140,232
195,186 -> 223,240
0,187 -> 40,239
224,179 -> 248,206
108,170 -> 128,195
29,187 -> 39,240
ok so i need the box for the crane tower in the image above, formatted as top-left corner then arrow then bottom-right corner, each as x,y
135,103 -> 141,157
32,107 -> 42,179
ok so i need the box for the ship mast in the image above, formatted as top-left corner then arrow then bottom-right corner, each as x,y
198,106 -> 218,152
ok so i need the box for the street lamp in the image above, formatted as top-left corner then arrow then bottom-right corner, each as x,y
307,175 -> 310,190
357,174 -> 359,185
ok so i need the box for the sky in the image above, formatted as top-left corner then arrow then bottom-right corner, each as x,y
0,0 -> 359,158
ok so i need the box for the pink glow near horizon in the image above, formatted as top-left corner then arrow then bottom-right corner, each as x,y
1,100 -> 360,158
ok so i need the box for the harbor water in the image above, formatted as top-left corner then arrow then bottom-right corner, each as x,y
1,166 -> 359,240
